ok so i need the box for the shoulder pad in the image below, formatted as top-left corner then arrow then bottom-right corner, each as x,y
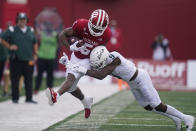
111,51 -> 121,58
8,26 -> 14,32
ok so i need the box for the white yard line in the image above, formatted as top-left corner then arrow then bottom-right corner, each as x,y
112,117 -> 168,121
102,123 -> 196,127
56,123 -> 196,130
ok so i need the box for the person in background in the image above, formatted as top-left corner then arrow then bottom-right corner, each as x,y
152,33 -> 173,61
0,28 -> 9,97
106,20 -> 122,52
34,21 -> 58,94
1,12 -> 38,104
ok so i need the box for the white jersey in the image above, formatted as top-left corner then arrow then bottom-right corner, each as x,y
107,52 -> 161,108
107,51 -> 137,82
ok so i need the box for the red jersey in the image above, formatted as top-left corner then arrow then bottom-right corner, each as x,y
72,19 -> 112,59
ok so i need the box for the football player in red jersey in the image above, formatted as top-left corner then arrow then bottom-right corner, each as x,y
46,9 -> 112,118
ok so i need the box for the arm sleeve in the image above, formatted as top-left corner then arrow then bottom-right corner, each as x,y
107,51 -> 121,64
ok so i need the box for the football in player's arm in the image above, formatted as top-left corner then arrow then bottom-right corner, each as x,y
64,46 -> 195,131
58,27 -> 84,51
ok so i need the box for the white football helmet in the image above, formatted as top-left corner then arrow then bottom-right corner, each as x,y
90,46 -> 109,69
88,9 -> 109,37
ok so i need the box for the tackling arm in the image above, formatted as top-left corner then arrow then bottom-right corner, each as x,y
86,58 -> 121,80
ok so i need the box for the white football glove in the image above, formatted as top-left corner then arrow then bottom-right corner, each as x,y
59,52 -> 69,65
66,62 -> 88,74
70,40 -> 85,52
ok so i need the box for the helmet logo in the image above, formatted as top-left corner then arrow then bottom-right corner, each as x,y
97,49 -> 104,60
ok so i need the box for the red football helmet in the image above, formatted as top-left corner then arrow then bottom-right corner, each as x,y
88,9 -> 109,37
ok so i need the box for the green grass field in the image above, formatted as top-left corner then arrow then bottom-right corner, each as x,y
44,89 -> 196,131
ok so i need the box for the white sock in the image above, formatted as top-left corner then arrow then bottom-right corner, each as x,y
81,96 -> 86,106
56,92 -> 60,100
166,105 -> 185,120
153,109 -> 181,123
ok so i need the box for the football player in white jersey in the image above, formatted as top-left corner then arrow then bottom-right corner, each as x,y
64,46 -> 195,131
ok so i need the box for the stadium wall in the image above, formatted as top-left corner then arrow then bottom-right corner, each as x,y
26,0 -> 196,60
1,0 -> 196,60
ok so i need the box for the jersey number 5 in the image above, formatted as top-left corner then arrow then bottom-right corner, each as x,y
80,43 -> 93,55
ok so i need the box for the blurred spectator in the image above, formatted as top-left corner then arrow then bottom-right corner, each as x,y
34,8 -> 64,71
106,20 -> 122,52
152,33 -> 172,61
34,21 -> 58,94
0,28 -> 9,96
1,12 -> 38,104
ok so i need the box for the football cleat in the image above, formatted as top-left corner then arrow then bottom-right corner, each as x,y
82,97 -> 93,118
184,115 -> 195,131
85,108 -> 91,119
45,88 -> 57,105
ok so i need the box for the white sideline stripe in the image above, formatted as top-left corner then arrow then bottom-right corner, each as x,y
57,124 -> 196,129
60,117 -> 170,124
105,123 -> 196,127
106,123 -> 174,127
112,117 -> 168,121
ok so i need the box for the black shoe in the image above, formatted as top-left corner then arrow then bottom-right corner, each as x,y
25,100 -> 38,104
12,100 -> 18,104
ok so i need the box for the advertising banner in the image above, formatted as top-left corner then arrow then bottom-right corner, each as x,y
133,59 -> 187,88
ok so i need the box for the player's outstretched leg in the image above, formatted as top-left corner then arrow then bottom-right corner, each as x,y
81,96 -> 93,118
46,73 -> 75,105
71,88 -> 93,118
144,104 -> 182,131
45,88 -> 59,105
183,115 -> 195,131
152,109 -> 182,131
165,105 -> 195,131
154,103 -> 195,131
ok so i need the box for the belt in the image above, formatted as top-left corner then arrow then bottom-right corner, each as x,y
129,68 -> 138,81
